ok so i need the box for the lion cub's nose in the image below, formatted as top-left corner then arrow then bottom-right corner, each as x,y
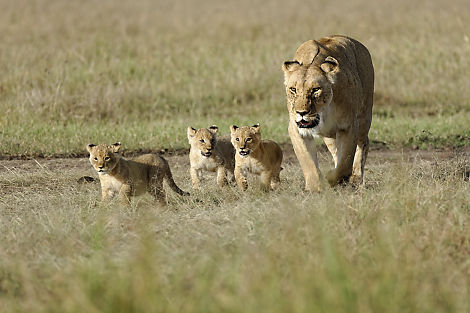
296,110 -> 309,116
98,165 -> 104,169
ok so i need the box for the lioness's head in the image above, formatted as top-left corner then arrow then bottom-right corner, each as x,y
230,124 -> 261,158
86,142 -> 121,175
187,126 -> 218,158
283,40 -> 339,136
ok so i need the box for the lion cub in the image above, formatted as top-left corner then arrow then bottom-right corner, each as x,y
87,142 -> 189,205
230,124 -> 283,191
187,125 -> 235,189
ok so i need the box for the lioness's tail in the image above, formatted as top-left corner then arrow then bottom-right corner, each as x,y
162,158 -> 190,196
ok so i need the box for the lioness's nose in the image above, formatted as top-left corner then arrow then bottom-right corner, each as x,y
296,110 -> 309,116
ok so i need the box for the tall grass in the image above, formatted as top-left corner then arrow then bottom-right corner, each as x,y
0,152 -> 469,312
1,0 -> 470,156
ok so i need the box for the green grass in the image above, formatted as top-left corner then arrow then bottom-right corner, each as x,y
1,0 -> 470,312
1,0 -> 470,156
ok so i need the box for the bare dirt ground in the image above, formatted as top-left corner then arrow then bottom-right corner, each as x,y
1,144 -> 468,181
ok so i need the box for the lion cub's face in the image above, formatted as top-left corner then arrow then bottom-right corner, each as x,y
283,57 -> 337,133
187,126 -> 218,158
87,143 -> 121,175
230,124 -> 261,158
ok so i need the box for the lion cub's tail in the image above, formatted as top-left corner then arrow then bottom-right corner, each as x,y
162,157 -> 190,196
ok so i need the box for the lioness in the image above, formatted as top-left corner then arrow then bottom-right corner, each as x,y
187,125 -> 235,189
87,142 -> 189,205
283,35 -> 374,191
230,124 -> 283,191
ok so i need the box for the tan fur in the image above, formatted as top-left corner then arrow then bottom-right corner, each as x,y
87,142 -> 189,205
187,125 -> 235,189
283,35 -> 374,191
230,124 -> 283,191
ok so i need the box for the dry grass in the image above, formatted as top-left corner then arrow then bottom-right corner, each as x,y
1,150 -> 470,312
1,0 -> 470,311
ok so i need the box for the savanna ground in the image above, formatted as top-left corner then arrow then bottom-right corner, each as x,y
1,0 -> 470,312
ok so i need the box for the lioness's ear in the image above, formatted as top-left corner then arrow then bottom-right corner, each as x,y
320,56 -> 339,73
187,127 -> 196,140
251,123 -> 261,133
208,125 -> 218,134
86,144 -> 96,153
282,60 -> 301,73
230,125 -> 238,134
111,142 -> 121,153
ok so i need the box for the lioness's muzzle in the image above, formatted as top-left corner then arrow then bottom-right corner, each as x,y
297,115 -> 320,128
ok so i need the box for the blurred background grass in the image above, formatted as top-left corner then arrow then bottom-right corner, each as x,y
1,0 -> 469,156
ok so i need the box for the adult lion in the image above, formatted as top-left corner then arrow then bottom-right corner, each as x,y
282,35 -> 374,191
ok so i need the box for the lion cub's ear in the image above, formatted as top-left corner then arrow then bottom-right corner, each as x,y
208,125 -> 218,134
282,60 -> 301,73
86,144 -> 96,153
251,124 -> 261,133
320,56 -> 339,73
111,142 -> 121,153
187,127 -> 197,141
229,125 -> 239,134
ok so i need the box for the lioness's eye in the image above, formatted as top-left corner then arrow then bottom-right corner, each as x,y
104,156 -> 110,161
289,87 -> 297,94
199,139 -> 204,143
312,87 -> 321,94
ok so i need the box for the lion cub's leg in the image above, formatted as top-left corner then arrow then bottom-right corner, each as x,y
216,166 -> 228,187
350,136 -> 369,185
323,137 -> 338,168
119,184 -> 132,205
190,167 -> 201,189
101,187 -> 113,202
270,170 -> 281,190
260,170 -> 272,191
234,166 -> 248,191
149,168 -> 166,205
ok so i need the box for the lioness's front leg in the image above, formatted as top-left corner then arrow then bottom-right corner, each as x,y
234,166 -> 248,191
190,167 -> 201,189
288,121 -> 323,192
326,129 -> 357,186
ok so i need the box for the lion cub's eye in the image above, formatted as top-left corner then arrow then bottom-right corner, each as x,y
235,138 -> 240,142
311,87 -> 321,94
246,138 -> 252,142
104,156 -> 110,161
199,139 -> 205,143
289,87 -> 297,95
94,157 -> 98,161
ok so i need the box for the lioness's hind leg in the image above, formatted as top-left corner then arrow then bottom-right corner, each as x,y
323,137 -> 338,168
350,136 -> 369,185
